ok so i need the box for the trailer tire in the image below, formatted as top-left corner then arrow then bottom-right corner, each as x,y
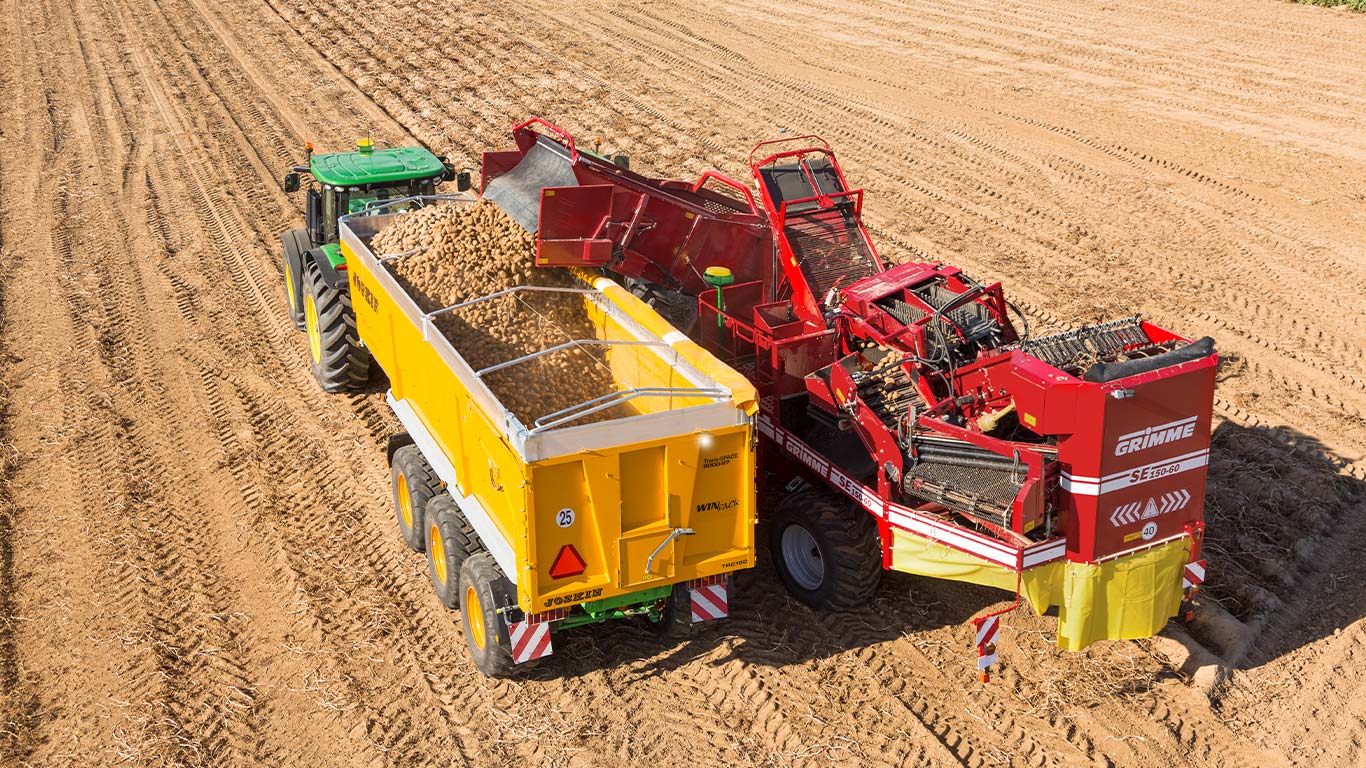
770,490 -> 882,611
303,258 -> 370,392
425,493 -> 487,609
391,445 -> 437,552
459,553 -> 518,678
280,228 -> 310,331
640,583 -> 695,640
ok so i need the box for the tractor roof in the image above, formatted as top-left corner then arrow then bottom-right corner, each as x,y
309,145 -> 445,187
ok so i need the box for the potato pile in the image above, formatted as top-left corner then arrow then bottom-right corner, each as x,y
373,201 -> 629,427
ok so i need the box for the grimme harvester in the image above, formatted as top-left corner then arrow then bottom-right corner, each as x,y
481,118 -> 1218,674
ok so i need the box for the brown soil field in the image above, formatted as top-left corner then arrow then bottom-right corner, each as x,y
1,0 -> 1364,765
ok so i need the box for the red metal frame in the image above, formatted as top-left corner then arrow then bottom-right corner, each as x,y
481,117 -> 1218,632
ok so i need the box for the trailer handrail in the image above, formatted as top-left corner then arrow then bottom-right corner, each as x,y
691,171 -> 759,214
425,285 -> 594,317
512,116 -> 578,162
532,387 -> 730,433
338,193 -> 475,224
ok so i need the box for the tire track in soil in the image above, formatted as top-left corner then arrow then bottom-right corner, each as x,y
204,0 -> 1278,759
8,0 -> 1362,764
29,0 -> 271,756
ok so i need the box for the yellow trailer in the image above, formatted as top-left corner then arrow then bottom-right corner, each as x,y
338,196 -> 757,676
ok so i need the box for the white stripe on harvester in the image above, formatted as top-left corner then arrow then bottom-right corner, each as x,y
1061,449 -> 1210,496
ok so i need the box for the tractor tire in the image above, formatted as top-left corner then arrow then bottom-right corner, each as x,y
425,492 -> 487,608
280,228 -> 310,331
391,445 -> 438,552
459,553 -> 518,678
303,258 -> 370,392
770,490 -> 882,611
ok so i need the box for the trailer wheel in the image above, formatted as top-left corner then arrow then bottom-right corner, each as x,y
639,583 -> 695,640
391,445 -> 437,552
425,493 -> 486,608
280,228 -> 310,331
303,258 -> 370,392
770,490 -> 882,611
459,553 -> 518,678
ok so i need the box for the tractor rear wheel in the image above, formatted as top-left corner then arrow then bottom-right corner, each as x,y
770,490 -> 882,611
391,445 -> 437,552
425,492 -> 486,608
459,553 -> 518,678
280,228 -> 310,331
303,258 -> 370,392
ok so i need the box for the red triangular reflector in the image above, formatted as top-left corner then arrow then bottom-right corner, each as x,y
548,544 -> 586,579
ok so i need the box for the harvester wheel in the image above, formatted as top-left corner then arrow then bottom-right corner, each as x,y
459,553 -> 518,678
280,228 -> 310,331
303,258 -> 370,392
770,490 -> 882,611
391,445 -> 438,552
425,492 -> 487,608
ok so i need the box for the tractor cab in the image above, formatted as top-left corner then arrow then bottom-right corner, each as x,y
277,140 -> 464,343
283,140 -> 460,247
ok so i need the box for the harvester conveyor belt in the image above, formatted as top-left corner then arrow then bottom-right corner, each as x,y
904,460 -> 1019,531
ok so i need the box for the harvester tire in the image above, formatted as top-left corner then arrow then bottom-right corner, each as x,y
303,258 -> 370,392
770,490 -> 882,611
459,553 -> 518,678
425,492 -> 487,608
280,228 -> 310,331
391,445 -> 437,552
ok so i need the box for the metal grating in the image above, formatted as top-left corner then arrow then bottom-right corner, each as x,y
782,209 -> 880,301
1015,316 -> 1158,373
914,283 -> 998,341
906,460 -> 1020,529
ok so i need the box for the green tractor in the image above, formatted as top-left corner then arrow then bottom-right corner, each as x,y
280,139 -> 464,392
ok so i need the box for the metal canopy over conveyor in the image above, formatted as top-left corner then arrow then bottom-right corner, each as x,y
482,136 -> 579,233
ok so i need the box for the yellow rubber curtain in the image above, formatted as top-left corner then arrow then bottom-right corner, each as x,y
890,531 -> 1189,651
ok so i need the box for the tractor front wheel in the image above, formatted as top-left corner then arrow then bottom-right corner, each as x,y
303,259 -> 370,392
770,490 -> 882,611
280,228 -> 310,331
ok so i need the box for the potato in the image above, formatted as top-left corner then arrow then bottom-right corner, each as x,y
374,201 -> 628,427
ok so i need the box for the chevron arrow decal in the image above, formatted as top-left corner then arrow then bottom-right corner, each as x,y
1109,488 -> 1192,527
1158,488 -> 1192,514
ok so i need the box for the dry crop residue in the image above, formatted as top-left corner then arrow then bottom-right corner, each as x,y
375,201 -> 627,427
5,0 -> 1366,764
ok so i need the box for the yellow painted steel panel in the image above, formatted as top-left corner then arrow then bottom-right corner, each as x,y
342,228 -> 755,615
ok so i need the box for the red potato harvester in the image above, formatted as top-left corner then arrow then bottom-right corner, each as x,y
481,118 -> 1217,678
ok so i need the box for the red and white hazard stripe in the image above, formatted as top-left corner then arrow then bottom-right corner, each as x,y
1183,560 -> 1206,591
508,619 -> 554,665
973,615 -> 999,679
688,576 -> 729,623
